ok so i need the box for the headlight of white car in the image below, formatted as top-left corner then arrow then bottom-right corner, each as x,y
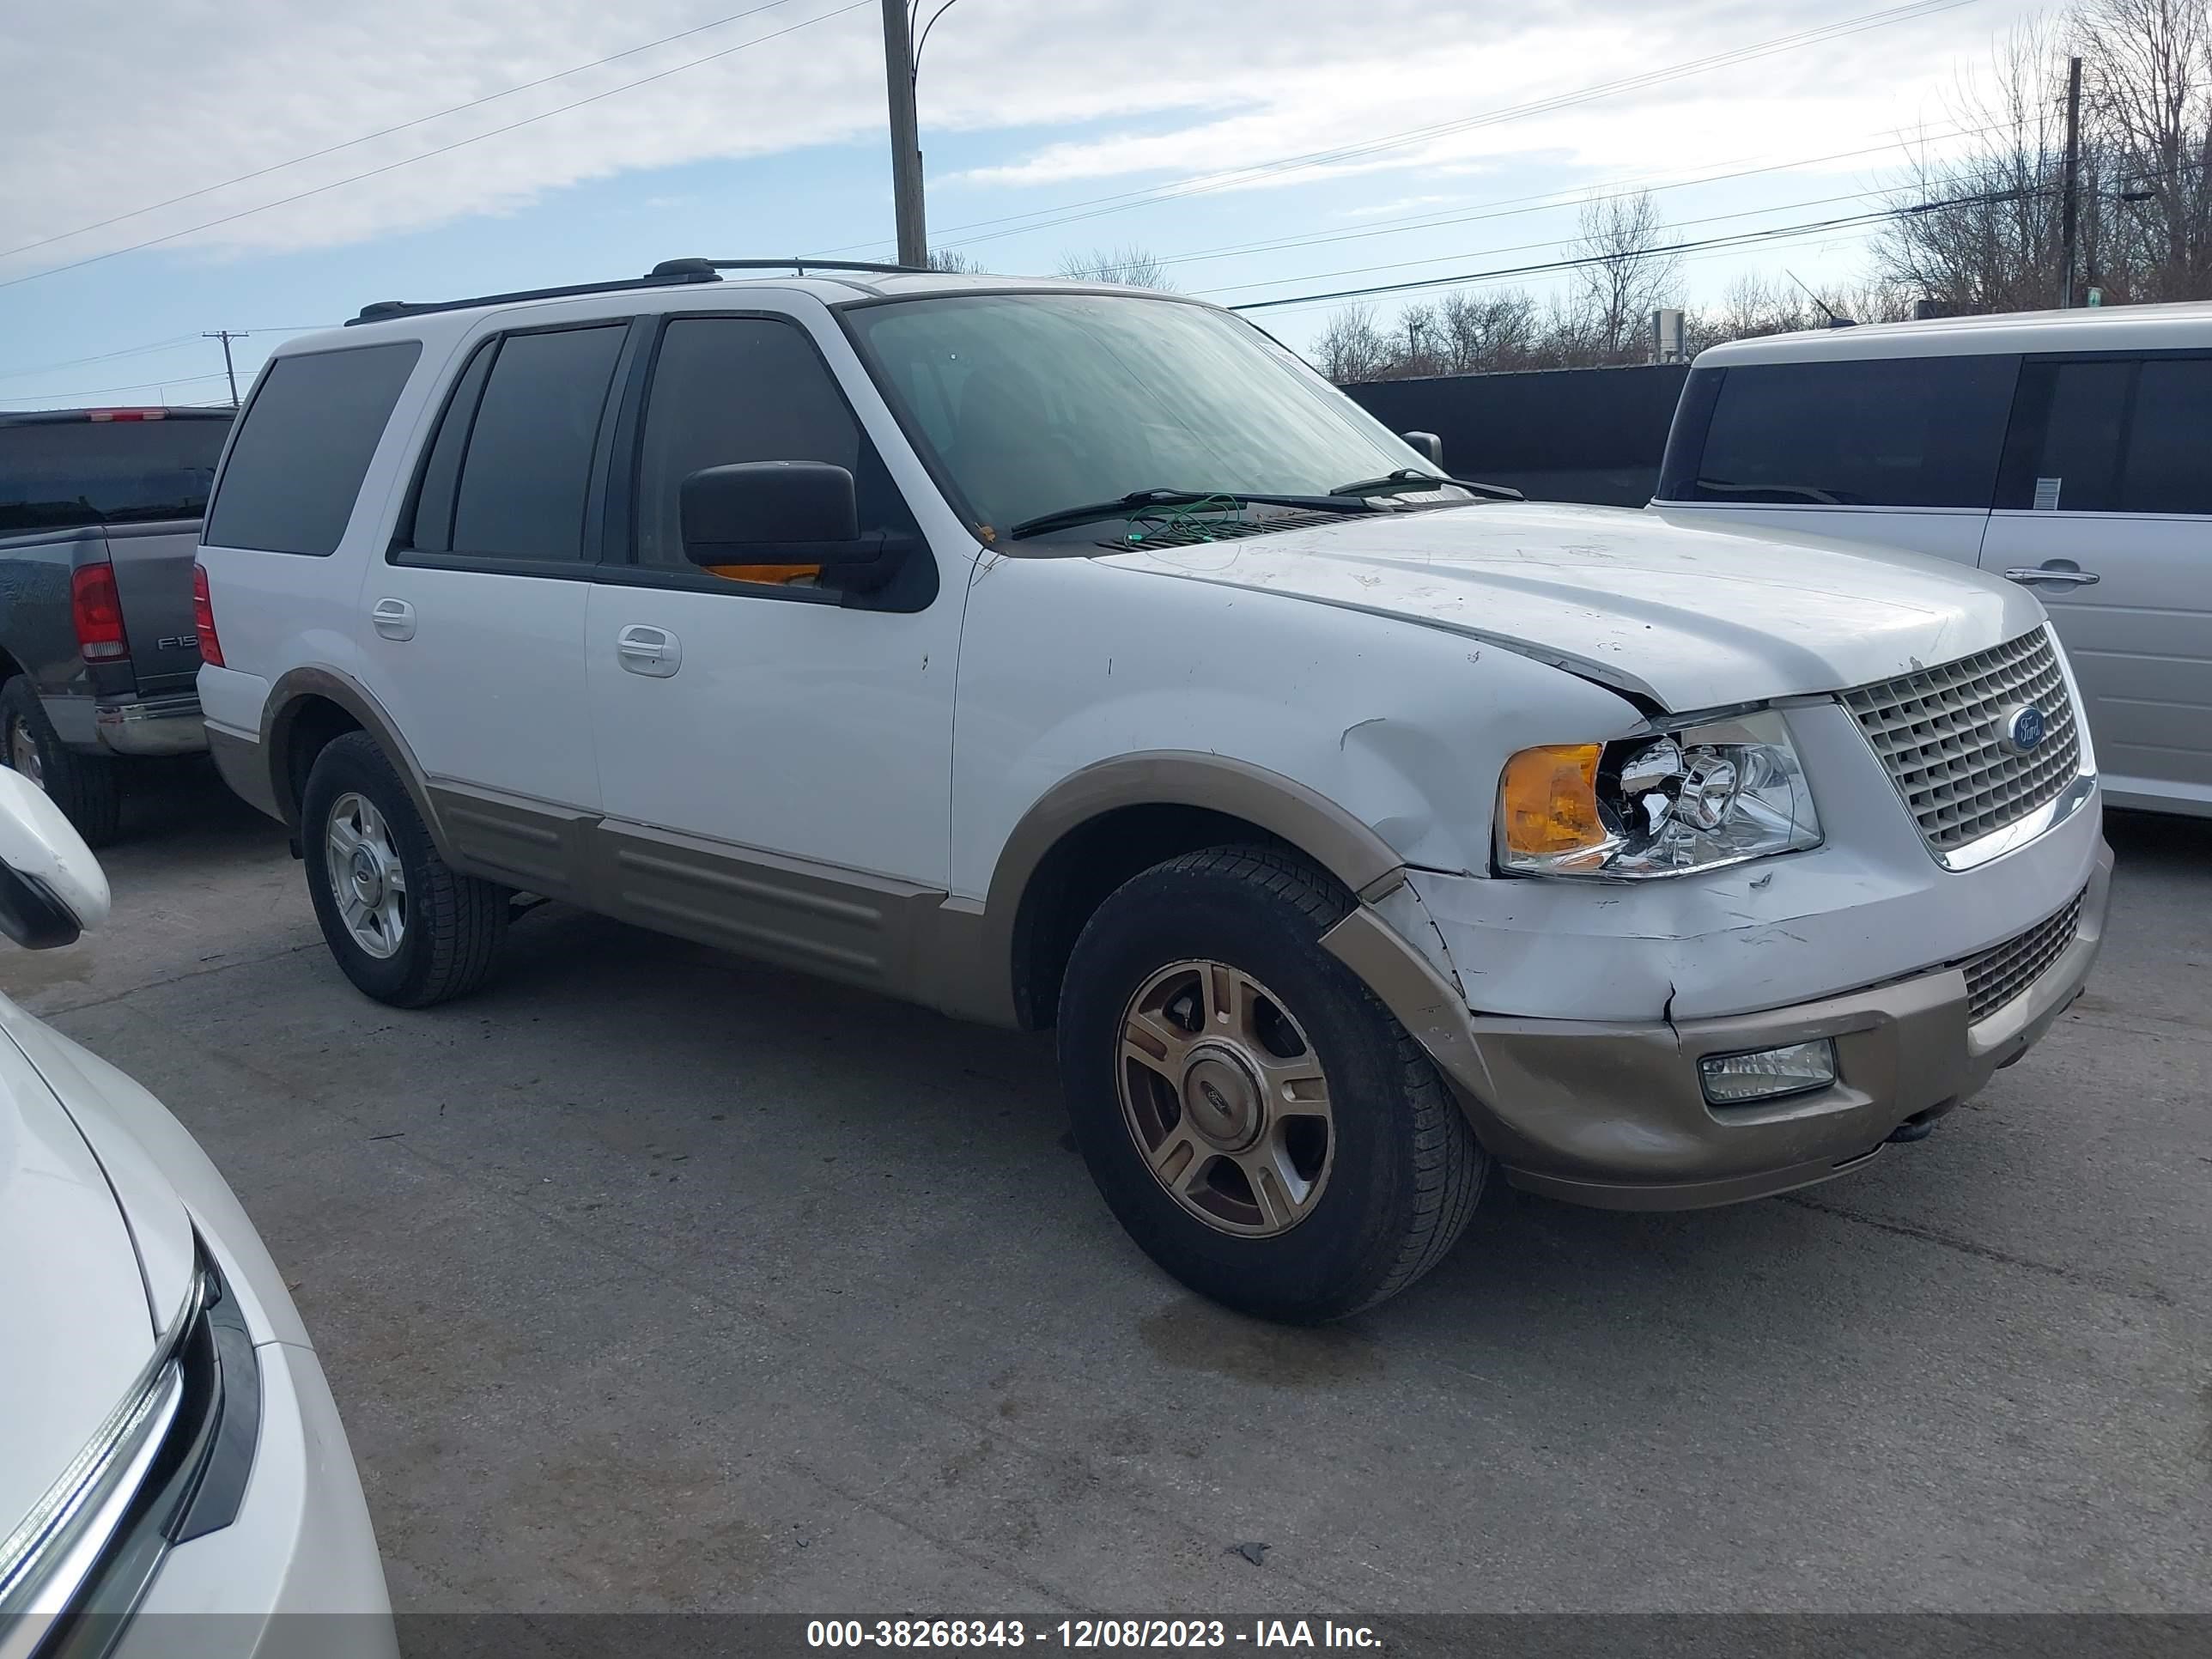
1496,708 -> 1822,878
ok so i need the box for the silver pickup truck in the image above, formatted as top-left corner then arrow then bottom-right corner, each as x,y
0,407 -> 228,844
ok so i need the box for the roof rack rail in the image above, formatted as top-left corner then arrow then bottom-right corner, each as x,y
347,257 -> 927,325
646,258 -> 926,277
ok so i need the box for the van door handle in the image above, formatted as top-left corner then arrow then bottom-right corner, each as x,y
2003,567 -> 2101,587
370,598 -> 416,641
616,624 -> 681,678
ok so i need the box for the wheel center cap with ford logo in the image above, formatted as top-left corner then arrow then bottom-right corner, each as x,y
1997,702 -> 2047,756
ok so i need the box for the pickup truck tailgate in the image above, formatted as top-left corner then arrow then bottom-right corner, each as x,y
103,520 -> 205,694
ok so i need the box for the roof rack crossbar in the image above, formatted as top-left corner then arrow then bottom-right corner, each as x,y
348,257 -> 929,325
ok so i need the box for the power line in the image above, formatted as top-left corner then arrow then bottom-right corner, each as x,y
0,0 -> 872,295
1198,186 -> 1895,300
1227,186 -> 2040,313
1146,121 -> 2002,274
824,0 -> 1986,255
0,0 -> 810,265
0,321 -> 336,385
0,370 -> 231,404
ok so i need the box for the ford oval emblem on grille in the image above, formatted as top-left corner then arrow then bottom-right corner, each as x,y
1998,702 -> 2047,755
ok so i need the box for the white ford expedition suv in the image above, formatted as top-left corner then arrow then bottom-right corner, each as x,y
194,261 -> 2111,1322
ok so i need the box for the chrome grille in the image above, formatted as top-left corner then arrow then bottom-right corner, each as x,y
1843,628 -> 2081,854
1963,888 -> 2086,1025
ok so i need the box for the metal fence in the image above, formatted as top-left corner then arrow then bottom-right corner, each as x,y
1342,362 -> 1692,507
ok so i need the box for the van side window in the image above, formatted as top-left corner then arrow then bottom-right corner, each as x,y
2120,358 -> 2212,514
1997,359 -> 2130,513
204,342 -> 422,556
443,325 -> 626,562
632,317 -> 918,577
1679,356 -> 2016,509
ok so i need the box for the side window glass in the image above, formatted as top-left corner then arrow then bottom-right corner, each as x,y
2002,359 -> 2130,513
404,340 -> 496,554
1688,356 -> 2015,508
447,325 -> 626,562
634,316 -> 918,577
2119,358 -> 2212,514
204,342 -> 421,555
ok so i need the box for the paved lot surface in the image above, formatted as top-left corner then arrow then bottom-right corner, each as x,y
8,770 -> 2209,1616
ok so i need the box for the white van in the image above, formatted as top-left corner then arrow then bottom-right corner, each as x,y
1651,302 -> 2212,818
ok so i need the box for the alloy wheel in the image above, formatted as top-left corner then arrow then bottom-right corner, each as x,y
1116,959 -> 1336,1237
325,792 -> 408,959
8,715 -> 43,789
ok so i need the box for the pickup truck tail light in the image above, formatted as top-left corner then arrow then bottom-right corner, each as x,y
192,562 -> 225,668
70,561 -> 130,662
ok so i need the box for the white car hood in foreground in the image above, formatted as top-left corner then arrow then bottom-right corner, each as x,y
1097,501 -> 2044,711
0,1025 -> 186,1547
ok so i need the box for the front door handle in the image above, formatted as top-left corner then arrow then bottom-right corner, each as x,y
2003,565 -> 2101,587
370,598 -> 416,641
616,624 -> 681,678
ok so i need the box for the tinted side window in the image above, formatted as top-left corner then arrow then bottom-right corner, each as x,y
1686,355 -> 2017,508
0,416 -> 230,536
2120,357 -> 2212,514
634,316 -> 917,571
1998,359 -> 2130,512
404,340 -> 496,555
448,326 -> 626,562
204,342 -> 421,555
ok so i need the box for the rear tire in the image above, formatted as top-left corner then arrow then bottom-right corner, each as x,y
1057,845 -> 1485,1323
301,732 -> 508,1007
1,678 -> 123,848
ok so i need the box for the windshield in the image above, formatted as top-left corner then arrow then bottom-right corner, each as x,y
842,293 -> 1441,535
0,416 -> 231,536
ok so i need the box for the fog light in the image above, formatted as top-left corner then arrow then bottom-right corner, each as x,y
1698,1039 -> 1837,1104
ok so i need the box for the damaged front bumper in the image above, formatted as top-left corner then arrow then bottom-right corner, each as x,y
1324,838 -> 2114,1212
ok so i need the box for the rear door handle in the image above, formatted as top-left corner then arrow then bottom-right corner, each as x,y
370,598 -> 416,641
2003,566 -> 2101,586
616,624 -> 681,678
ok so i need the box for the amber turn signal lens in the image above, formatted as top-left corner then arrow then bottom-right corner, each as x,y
1498,744 -> 1610,864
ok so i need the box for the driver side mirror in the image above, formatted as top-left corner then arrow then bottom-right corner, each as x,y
1401,431 -> 1444,467
680,462 -> 913,593
0,769 -> 110,950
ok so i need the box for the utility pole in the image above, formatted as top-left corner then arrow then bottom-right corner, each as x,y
2058,54 -> 2082,308
880,0 -> 927,268
203,329 -> 248,406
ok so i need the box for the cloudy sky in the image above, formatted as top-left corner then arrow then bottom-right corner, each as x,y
0,0 -> 2040,405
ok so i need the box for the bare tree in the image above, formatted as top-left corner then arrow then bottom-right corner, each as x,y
1875,22 -> 2074,311
2081,0 -> 2212,300
923,247 -> 984,272
1437,289 -> 1540,372
1878,3 -> 2212,311
1568,191 -> 1683,362
1315,304 -> 1393,382
1055,245 -> 1176,289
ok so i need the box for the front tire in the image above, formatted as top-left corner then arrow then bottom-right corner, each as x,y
1,678 -> 123,847
1058,846 -> 1486,1322
301,732 -> 507,1007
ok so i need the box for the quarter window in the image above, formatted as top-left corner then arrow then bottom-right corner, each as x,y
1679,355 -> 2018,509
204,342 -> 421,555
633,316 -> 917,574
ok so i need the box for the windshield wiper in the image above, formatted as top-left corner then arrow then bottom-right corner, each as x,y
1329,469 -> 1522,501
1006,488 -> 1376,541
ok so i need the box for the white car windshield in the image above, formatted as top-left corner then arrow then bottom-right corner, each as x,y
842,292 -> 1444,537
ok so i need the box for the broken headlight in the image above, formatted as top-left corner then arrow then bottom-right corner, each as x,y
1496,709 -> 1822,878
